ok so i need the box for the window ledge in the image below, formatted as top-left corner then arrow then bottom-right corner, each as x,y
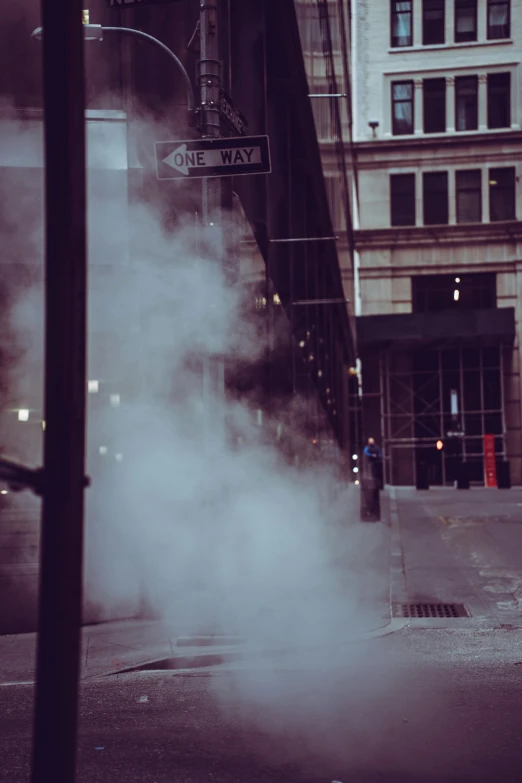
389,39 -> 513,54
354,221 -> 522,249
383,126 -> 519,141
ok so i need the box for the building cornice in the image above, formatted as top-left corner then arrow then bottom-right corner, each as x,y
354,221 -> 522,249
351,130 -> 522,156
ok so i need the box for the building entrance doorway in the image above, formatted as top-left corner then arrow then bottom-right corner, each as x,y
381,344 -> 505,486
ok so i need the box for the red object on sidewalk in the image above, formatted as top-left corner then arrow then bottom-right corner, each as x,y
483,434 -> 497,488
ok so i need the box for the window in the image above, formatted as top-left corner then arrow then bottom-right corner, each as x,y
392,81 -> 414,135
423,78 -> 446,133
455,0 -> 477,42
423,171 -> 448,225
488,0 -> 510,39
423,0 -> 445,44
412,274 -> 496,313
390,173 -> 416,226
456,170 -> 481,223
455,76 -> 478,131
487,73 -> 511,129
391,1 -> 413,47
489,167 -> 516,221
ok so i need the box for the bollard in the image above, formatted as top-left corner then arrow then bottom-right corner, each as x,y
360,476 -> 380,522
456,461 -> 470,490
497,460 -> 511,489
416,461 -> 429,490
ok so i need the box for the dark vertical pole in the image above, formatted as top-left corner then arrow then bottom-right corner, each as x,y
31,1 -> 87,782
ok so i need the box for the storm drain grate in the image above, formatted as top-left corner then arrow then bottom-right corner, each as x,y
394,602 -> 470,619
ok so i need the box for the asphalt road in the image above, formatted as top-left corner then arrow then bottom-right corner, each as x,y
2,628 -> 522,783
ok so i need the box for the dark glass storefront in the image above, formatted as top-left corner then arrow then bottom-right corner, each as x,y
357,306 -> 515,486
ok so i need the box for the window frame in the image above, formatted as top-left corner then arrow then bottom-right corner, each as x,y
423,171 -> 449,226
487,72 -> 511,129
391,0 -> 413,48
455,75 -> 478,132
487,0 -> 510,40
422,0 -> 445,45
390,173 -> 416,226
489,167 -> 516,222
391,80 -> 415,135
456,169 -> 482,224
412,274 -> 497,313
423,77 -> 446,133
454,0 -> 478,43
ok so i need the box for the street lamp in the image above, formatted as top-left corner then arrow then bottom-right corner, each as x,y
31,20 -> 195,113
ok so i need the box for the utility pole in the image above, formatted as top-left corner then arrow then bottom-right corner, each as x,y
198,0 -> 225,439
31,2 -> 88,782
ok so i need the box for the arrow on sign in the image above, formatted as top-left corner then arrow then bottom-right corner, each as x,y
162,143 -> 262,176
163,143 -> 189,175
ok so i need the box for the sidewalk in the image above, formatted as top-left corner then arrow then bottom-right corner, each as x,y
0,492 -> 394,684
390,485 -> 522,627
0,619 -> 257,684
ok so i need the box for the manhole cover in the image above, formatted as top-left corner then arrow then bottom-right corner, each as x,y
393,602 -> 470,619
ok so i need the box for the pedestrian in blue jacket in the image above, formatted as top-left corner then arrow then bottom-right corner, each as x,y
363,437 -> 382,482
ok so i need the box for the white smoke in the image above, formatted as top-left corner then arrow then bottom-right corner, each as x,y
0,103 -> 387,677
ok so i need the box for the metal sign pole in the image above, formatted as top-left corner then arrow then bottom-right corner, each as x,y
199,0 -> 224,440
31,1 -> 88,781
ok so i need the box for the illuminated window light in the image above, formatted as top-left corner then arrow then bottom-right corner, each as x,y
455,277 -> 460,283
1,489 -> 8,495
318,370 -> 323,377
489,180 -> 497,185
99,446 -> 108,455
18,409 -> 29,422
88,380 -> 99,393
326,388 -> 331,394
454,289 -> 460,301
308,354 -> 314,362
299,341 -> 305,348
110,394 -> 121,407
273,293 -> 281,305
42,421 -> 46,431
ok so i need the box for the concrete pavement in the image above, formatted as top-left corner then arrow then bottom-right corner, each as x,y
3,627 -> 522,782
4,483 -> 522,686
390,485 -> 522,629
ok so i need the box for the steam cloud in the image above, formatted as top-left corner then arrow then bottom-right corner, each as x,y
0,103 -> 375,652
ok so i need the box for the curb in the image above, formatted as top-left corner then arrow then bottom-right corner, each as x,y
362,487 -> 410,640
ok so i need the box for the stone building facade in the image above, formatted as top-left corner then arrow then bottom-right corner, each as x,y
352,0 -> 522,486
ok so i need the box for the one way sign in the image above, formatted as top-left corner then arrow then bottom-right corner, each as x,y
155,135 -> 271,180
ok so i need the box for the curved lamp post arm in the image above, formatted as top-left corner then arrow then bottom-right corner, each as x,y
102,27 -> 195,112
31,24 -> 195,113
